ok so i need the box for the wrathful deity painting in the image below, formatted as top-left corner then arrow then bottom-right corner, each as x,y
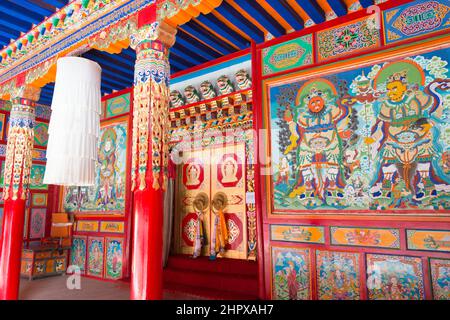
366,254 -> 424,300
64,119 -> 128,213
271,247 -> 310,300
88,237 -> 104,277
316,250 -> 360,300
269,48 -> 450,212
105,238 -> 123,280
71,237 -> 86,274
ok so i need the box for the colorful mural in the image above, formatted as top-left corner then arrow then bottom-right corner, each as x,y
64,119 -> 128,214
430,258 -> 450,300
34,122 -> 49,147
271,246 -> 310,300
87,237 -> 104,277
105,237 -> 124,280
106,93 -> 130,117
366,254 -> 424,300
269,48 -> 450,212
71,237 -> 87,274
316,250 -> 360,300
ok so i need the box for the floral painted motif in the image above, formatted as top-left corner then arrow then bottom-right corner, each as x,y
29,208 -> 46,239
317,250 -> 360,300
366,254 -> 424,300
272,246 -> 310,300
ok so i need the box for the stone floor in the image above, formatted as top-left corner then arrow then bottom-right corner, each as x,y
19,275 -> 202,300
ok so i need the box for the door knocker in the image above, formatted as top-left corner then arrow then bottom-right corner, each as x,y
192,192 -> 209,259
210,192 -> 229,260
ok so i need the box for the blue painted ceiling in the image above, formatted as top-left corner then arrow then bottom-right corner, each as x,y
0,0 -> 377,105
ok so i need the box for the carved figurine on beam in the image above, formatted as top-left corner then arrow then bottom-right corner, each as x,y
217,75 -> 235,108
235,69 -> 252,104
200,80 -> 219,110
169,90 -> 185,108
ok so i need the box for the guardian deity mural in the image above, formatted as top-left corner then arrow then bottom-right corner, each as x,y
63,119 -> 128,214
269,48 -> 450,212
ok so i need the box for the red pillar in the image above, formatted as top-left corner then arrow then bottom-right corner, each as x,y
0,91 -> 39,300
129,17 -> 176,300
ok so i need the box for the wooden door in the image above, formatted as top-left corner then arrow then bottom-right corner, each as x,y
174,143 -> 247,260
174,148 -> 211,256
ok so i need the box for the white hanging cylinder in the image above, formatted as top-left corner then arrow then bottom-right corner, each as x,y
43,57 -> 102,186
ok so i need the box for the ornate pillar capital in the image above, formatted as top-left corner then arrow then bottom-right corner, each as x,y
11,84 -> 41,102
130,21 -> 177,51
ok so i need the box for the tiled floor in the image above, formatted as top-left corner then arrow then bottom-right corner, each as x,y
19,275 -> 202,300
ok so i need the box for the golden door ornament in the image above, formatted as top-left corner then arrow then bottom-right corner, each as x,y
192,192 -> 209,258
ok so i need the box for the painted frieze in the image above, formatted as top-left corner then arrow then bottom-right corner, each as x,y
262,35 -> 313,76
383,0 -> 450,44
269,47 -> 450,213
366,254 -> 425,300
316,250 -> 360,300
430,258 -> 450,300
64,119 -> 128,214
76,220 -> 100,233
331,227 -> 400,248
270,224 -> 325,244
271,246 -> 311,300
316,16 -> 381,62
100,221 -> 125,234
407,229 -> 450,252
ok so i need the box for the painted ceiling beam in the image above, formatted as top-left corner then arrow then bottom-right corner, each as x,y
326,0 -> 348,17
294,0 -> 325,24
169,58 -> 187,72
174,31 -> 221,61
170,52 -> 196,69
359,0 -> 374,8
0,26 -> 19,41
42,0 -> 68,9
102,77 -> 126,90
265,0 -> 304,30
83,52 -> 134,76
233,0 -> 285,37
0,2 -> 44,25
0,13 -> 33,32
171,46 -> 207,66
180,23 -> 235,55
215,1 -> 264,43
101,68 -> 133,85
8,0 -> 54,17
196,14 -> 249,49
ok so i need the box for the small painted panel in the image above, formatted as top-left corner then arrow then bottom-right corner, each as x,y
35,105 -> 51,120
105,237 -> 124,280
262,35 -> 313,76
34,122 -> 49,147
71,236 -> 87,274
106,93 -> 130,118
31,193 -> 47,207
316,250 -> 360,300
217,153 -> 243,188
32,149 -> 46,162
366,254 -> 425,300
30,164 -> 47,190
29,208 -> 46,239
331,226 -> 400,249
87,237 -> 105,277
100,221 -> 125,234
183,158 -> 205,190
407,229 -> 450,252
0,113 -> 5,139
384,0 -> 450,44
271,246 -> 311,300
430,258 -> 450,300
317,16 -> 381,62
0,100 -> 11,111
270,224 -> 325,244
77,220 -> 99,232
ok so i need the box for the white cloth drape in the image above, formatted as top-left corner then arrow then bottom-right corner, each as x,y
43,57 -> 102,186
